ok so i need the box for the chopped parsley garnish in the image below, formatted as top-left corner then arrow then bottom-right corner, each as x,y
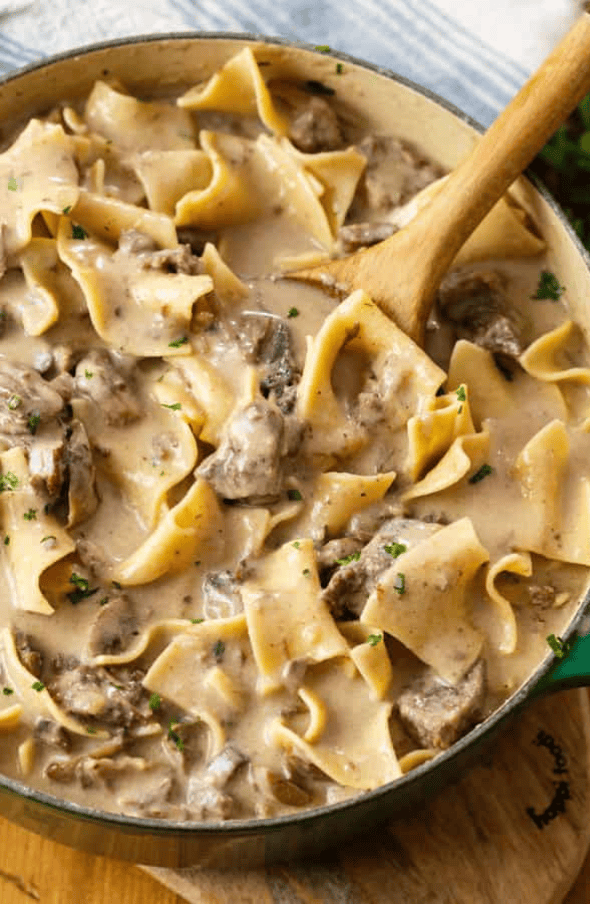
7,395 -> 21,410
336,62 -> 343,74
99,596 -> 109,606
168,336 -> 188,348
287,307 -> 299,318
7,177 -> 18,191
384,542 -> 407,559
149,693 -> 161,711
292,541 -> 300,549
393,573 -> 405,595
112,581 -> 122,590
161,402 -> 182,410
287,488 -> 303,501
23,508 -> 37,521
40,535 -> 56,544
314,44 -> 331,52
456,386 -> 466,402
31,681 -> 45,692
3,536 -> 8,546
0,471 -> 18,492
87,726 -> 97,734
532,270 -> 564,301
190,618 -> 204,624
469,463 -> 493,484
194,560 -> 201,567
62,205 -> 71,215
27,412 -> 41,435
547,633 -> 573,658
167,720 -> 184,751
71,224 -> 87,240
302,567 -> 311,577
367,633 -> 382,646
84,369 -> 93,379
336,551 -> 361,566
67,572 -> 99,604
213,639 -> 225,660
2,687 -> 13,695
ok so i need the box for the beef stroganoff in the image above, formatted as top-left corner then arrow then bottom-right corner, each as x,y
0,47 -> 588,821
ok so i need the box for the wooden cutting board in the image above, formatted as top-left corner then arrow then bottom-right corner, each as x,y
0,689 -> 589,904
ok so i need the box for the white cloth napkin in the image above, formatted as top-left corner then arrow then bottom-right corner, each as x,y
0,0 -> 580,126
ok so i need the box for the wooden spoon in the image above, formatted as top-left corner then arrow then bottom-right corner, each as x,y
288,9 -> 590,345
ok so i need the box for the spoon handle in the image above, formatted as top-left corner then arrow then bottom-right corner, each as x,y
410,10 -> 590,289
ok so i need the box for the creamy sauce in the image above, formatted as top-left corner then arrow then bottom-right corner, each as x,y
0,58 -> 587,822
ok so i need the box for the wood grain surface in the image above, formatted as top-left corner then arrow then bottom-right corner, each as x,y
0,690 -> 588,904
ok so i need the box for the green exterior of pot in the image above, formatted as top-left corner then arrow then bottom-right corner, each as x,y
0,32 -> 590,870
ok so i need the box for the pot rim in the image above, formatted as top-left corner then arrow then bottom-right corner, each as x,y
1,29 -> 589,840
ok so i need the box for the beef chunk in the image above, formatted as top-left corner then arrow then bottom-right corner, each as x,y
322,518 -> 440,617
0,359 -> 64,440
33,718 -> 71,751
49,665 -> 149,729
289,96 -> 343,153
28,437 -> 66,498
339,221 -> 398,251
316,537 -> 364,572
73,350 -> 142,426
15,633 -> 43,678
46,753 -> 151,789
197,400 -> 286,502
202,571 -> 244,619
118,228 -> 203,274
204,745 -> 248,789
357,136 -> 443,212
396,659 -> 486,750
238,316 -> 300,414
437,269 -> 524,358
65,419 -> 98,526
187,782 -> 236,819
258,320 -> 300,414
86,594 -> 138,657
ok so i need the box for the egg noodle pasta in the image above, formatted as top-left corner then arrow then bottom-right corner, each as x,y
0,48 -> 587,822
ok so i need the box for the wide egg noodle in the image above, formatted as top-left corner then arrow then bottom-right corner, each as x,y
142,615 -> 251,758
0,120 -> 80,255
403,385 -> 490,500
73,132 -> 146,205
201,242 -> 249,306
84,80 -> 197,152
128,149 -> 212,216
175,131 -> 265,230
177,46 -> 289,136
0,447 -> 75,615
338,622 -> 394,701
484,552 -> 532,654
112,476 -> 224,585
296,289 -> 445,461
520,320 -> 590,386
268,657 -> 401,791
57,219 -> 211,357
514,419 -> 590,566
0,628 -> 107,738
88,618 -> 197,667
73,397 -> 198,531
240,538 -> 349,694
167,355 -> 240,446
361,517 -> 488,684
64,190 -> 178,248
285,141 -> 367,236
291,470 -> 396,542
